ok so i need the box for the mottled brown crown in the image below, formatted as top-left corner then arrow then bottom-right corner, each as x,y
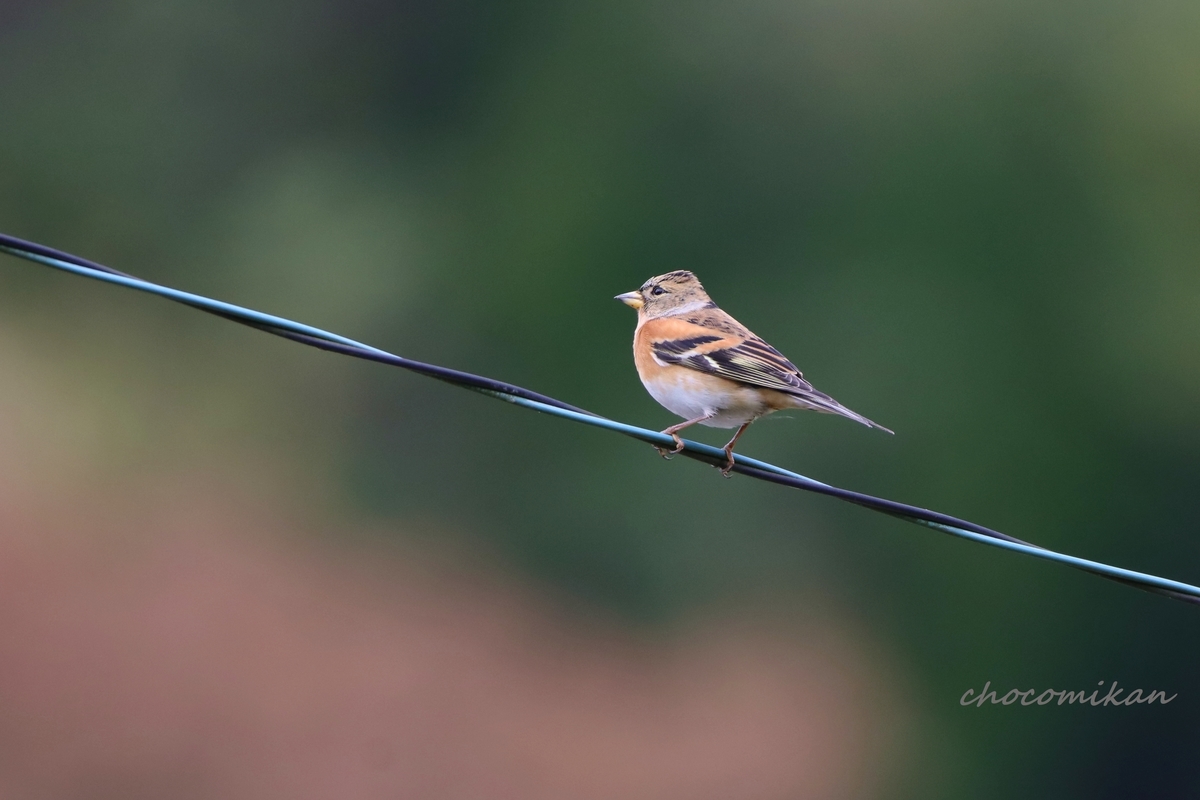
637,271 -> 715,318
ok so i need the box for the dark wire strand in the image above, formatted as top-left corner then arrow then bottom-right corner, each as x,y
0,233 -> 594,416
2,231 -> 1197,607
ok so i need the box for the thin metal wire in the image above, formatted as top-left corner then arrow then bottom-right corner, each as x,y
2,231 -> 1197,606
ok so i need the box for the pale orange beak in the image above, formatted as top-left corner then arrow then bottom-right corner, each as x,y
614,291 -> 643,309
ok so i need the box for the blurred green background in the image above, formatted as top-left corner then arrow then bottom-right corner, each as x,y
1,0 -> 1198,797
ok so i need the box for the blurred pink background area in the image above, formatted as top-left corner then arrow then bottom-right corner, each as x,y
0,333 -> 903,799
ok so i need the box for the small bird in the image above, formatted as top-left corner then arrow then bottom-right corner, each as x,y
615,270 -> 891,475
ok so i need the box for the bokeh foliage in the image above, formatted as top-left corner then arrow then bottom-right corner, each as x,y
2,0 -> 1199,796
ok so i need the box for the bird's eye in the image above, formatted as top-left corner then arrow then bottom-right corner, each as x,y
651,286 -> 666,296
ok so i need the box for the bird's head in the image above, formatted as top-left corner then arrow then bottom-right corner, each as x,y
614,271 -> 714,319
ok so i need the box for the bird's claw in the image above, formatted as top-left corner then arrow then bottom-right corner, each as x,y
655,433 -> 686,459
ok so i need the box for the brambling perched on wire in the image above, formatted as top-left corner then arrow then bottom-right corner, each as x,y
616,270 -> 891,475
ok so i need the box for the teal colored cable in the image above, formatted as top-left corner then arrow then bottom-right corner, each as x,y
2,233 -> 1197,606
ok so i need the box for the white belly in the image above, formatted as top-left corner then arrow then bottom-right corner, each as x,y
641,370 -> 768,429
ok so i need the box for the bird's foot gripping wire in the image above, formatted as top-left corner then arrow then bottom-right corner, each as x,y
654,432 -> 687,460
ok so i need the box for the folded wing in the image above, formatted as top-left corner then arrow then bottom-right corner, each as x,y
651,334 -> 810,394
650,332 -> 891,432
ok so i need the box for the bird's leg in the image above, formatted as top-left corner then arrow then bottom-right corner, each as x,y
719,421 -> 752,477
657,414 -> 713,458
